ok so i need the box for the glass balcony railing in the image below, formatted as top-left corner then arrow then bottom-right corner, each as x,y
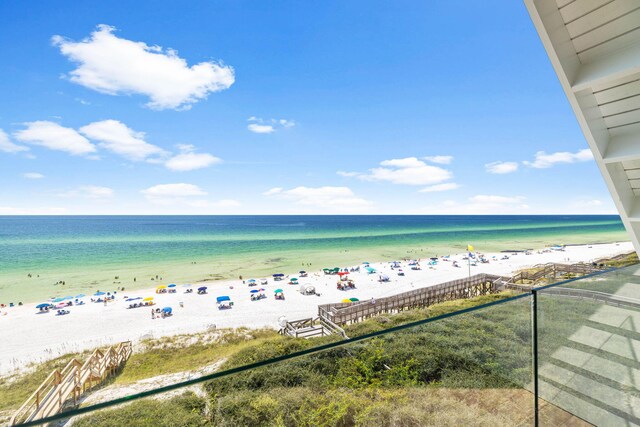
536,265 -> 640,426
7,264 -> 640,426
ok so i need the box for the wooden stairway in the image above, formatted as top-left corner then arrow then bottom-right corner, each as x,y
10,341 -> 132,426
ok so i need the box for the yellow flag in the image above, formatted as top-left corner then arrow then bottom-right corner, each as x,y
467,244 -> 474,252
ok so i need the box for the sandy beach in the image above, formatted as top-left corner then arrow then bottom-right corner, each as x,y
0,241 -> 633,376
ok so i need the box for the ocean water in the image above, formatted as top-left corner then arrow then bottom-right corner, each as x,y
0,215 -> 628,303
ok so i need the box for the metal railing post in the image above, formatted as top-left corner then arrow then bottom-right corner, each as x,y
531,289 -> 539,427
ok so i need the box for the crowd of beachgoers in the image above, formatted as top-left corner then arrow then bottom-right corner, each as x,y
0,241 -> 633,375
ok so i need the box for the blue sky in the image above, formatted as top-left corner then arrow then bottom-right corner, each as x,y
0,1 -> 616,215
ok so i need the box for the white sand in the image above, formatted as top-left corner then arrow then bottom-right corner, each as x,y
0,241 -> 633,376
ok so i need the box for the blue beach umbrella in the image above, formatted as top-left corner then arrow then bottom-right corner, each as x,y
216,296 -> 231,303
36,303 -> 51,309
75,294 -> 85,299
52,297 -> 65,303
249,289 -> 259,294
162,307 -> 172,314
94,291 -> 105,296
64,296 -> 74,300
198,286 -> 207,291
168,284 -> 176,288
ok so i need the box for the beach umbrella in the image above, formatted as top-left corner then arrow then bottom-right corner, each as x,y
337,272 -> 349,276
250,289 -> 259,293
75,294 -> 85,299
216,296 -> 231,303
290,277 -> 298,281
168,284 -> 176,288
64,296 -> 74,300
299,270 -> 306,274
273,273 -> 284,277
162,307 -> 172,314
197,286 -> 207,291
362,262 -> 370,265
248,279 -> 256,283
94,291 -> 105,296
349,297 -> 359,302
156,285 -> 166,289
36,303 -> 51,309
341,299 -> 351,303
274,289 -> 283,293
143,297 -> 154,302
52,297 -> 65,303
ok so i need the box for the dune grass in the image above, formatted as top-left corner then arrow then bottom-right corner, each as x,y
115,328 -> 280,384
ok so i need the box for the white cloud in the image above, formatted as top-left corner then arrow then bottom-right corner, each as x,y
142,183 -> 206,199
0,206 -> 68,215
523,149 -> 593,169
279,119 -> 295,128
353,157 -> 452,186
423,155 -> 453,165
571,199 -> 604,208
262,187 -> 283,196
0,129 -> 29,153
23,172 -> 44,179
58,185 -> 114,199
264,186 -> 372,212
165,152 -> 221,171
419,194 -> 529,214
469,195 -> 525,204
247,117 -> 294,134
247,123 -> 275,134
14,121 -> 96,156
80,119 -> 166,161
485,161 -> 519,174
337,171 -> 360,177
53,25 -> 234,110
419,183 -> 460,193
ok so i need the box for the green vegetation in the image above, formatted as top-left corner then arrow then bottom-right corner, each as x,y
73,392 -> 208,427
63,292 -> 536,426
8,273 -> 627,426
597,251 -> 638,268
116,328 -> 279,384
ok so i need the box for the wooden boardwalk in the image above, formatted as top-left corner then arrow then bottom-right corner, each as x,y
315,262 -> 605,328
10,341 -> 132,426
318,273 -> 502,326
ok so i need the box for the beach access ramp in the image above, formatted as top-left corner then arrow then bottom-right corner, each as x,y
10,341 -> 132,426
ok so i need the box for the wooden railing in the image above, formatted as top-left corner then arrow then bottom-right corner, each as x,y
318,273 -> 501,326
10,341 -> 132,426
503,262 -> 600,288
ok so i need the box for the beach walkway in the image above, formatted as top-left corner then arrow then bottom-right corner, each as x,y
10,341 -> 132,426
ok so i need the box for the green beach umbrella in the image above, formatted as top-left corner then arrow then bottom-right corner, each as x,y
274,289 -> 283,293
349,297 -> 359,302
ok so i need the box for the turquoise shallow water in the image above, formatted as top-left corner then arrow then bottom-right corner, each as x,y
0,215 -> 629,303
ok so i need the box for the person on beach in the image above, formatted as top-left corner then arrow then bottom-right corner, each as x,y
151,309 -> 155,319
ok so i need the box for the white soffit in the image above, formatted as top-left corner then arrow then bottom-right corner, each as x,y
525,0 -> 640,253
